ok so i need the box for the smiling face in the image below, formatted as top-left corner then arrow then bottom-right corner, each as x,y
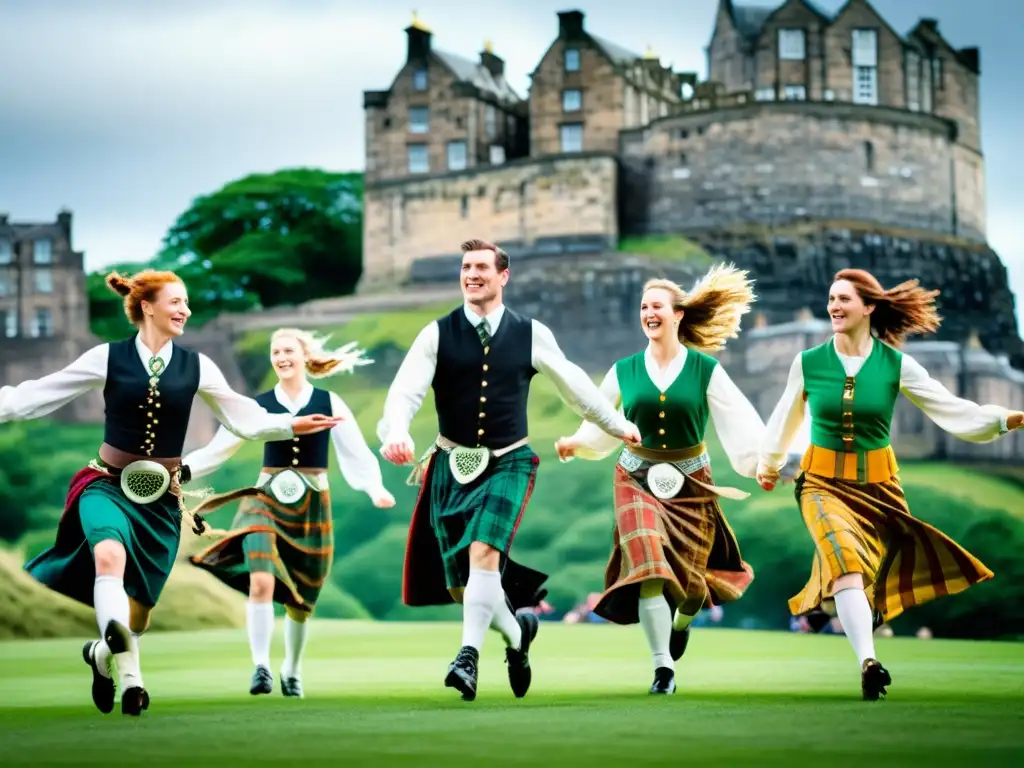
640,287 -> 682,342
828,279 -> 874,335
142,281 -> 191,336
461,248 -> 507,305
270,334 -> 305,382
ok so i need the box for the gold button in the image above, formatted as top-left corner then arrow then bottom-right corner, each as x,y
482,381 -> 488,387
658,428 -> 665,435
293,446 -> 300,453
480,396 -> 487,403
292,458 -> 299,465
659,394 -> 666,402
293,436 -> 300,443
483,364 -> 489,371
479,412 -> 486,418
477,428 -> 485,436
156,403 -> 161,408
153,419 -> 158,425
147,412 -> 153,417
659,411 -> 665,418
484,346 -> 489,355
661,444 -> 667,449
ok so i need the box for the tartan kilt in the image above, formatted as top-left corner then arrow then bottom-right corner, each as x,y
402,444 -> 548,609
791,471 -> 995,623
188,474 -> 333,614
593,463 -> 754,625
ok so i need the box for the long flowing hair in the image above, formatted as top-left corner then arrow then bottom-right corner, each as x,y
833,269 -> 941,346
270,327 -> 373,378
643,264 -> 756,351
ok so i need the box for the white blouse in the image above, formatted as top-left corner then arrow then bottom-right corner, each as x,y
758,337 -> 1013,475
182,382 -> 388,500
0,335 -> 295,443
565,344 -> 765,479
376,303 -> 631,451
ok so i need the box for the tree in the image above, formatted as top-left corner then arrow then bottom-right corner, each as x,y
158,168 -> 363,311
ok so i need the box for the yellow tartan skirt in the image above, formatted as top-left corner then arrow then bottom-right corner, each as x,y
592,464 -> 754,625
792,471 -> 994,623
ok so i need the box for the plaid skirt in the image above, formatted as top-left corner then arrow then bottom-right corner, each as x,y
593,463 -> 754,625
402,444 -> 547,608
188,473 -> 333,614
791,472 -> 995,623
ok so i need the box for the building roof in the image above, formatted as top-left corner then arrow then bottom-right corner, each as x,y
433,49 -> 522,104
732,4 -> 773,40
589,33 -> 642,66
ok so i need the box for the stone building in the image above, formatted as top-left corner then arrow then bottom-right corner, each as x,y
0,210 -> 102,422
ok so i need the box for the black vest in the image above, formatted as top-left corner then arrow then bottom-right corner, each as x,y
432,307 -> 535,448
256,387 -> 333,469
102,338 -> 201,459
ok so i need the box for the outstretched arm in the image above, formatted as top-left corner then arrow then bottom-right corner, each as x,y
558,365 -> 625,461
707,364 -> 765,479
181,425 -> 245,481
757,353 -> 808,483
328,392 -> 393,505
0,344 -> 108,423
532,321 -> 632,439
377,322 -> 439,462
900,354 -> 1021,442
196,354 -> 295,442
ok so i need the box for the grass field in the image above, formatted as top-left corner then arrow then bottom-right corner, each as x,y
0,622 -> 1021,766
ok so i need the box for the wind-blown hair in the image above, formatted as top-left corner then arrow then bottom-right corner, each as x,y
270,328 -> 373,378
833,269 -> 941,346
642,264 -> 756,351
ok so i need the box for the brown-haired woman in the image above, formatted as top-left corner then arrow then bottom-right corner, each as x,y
0,270 -> 342,717
183,328 -> 396,698
757,268 -> 1023,701
555,264 -> 762,695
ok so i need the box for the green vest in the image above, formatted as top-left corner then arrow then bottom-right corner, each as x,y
801,339 -> 903,453
616,348 -> 718,450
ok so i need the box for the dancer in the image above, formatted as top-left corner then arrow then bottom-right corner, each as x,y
183,328 -> 396,698
555,266 -> 760,694
757,268 -> 1022,700
0,270 -> 342,716
378,238 -> 640,702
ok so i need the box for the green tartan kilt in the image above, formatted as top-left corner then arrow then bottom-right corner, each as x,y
430,444 -> 538,590
189,477 -> 333,613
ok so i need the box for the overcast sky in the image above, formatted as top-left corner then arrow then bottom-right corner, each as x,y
1,0 -> 1021,321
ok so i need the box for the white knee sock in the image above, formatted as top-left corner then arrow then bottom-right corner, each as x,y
461,568 -> 499,651
94,576 -> 142,688
247,602 -> 274,669
281,616 -> 308,679
834,587 -> 877,665
487,582 -> 522,650
639,595 -> 674,671
92,640 -> 112,679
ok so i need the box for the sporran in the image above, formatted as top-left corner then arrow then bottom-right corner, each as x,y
646,462 -> 685,500
449,445 -> 490,485
120,460 -> 171,504
265,468 -> 309,505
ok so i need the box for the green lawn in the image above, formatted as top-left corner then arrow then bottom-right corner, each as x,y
0,621 -> 1021,766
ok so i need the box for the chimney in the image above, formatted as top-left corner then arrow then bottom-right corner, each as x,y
57,208 -> 72,240
405,11 -> 432,62
480,40 -> 504,77
919,18 -> 939,32
0,213 -> 8,226
558,10 -> 585,38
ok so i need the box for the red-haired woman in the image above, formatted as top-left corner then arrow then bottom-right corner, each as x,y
757,269 -> 1023,701
183,327 -> 396,699
0,270 -> 342,717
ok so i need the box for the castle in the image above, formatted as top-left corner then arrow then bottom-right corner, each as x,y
360,0 -> 986,285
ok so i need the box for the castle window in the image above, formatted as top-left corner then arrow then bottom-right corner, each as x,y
921,57 -> 933,112
565,48 -> 580,72
408,106 -> 429,134
407,144 -> 429,174
783,85 -> 806,101
778,29 -> 805,61
33,238 -> 52,264
933,57 -> 943,90
851,29 -> 878,105
0,239 -> 11,264
33,269 -> 53,294
0,272 -> 10,296
413,68 -> 428,92
31,308 -> 52,339
383,117 -> 392,128
455,116 -> 464,129
489,145 -> 506,165
560,123 -> 583,153
2,309 -> 17,338
906,51 -> 921,111
562,89 -> 582,112
754,87 -> 775,101
484,104 -> 497,139
864,140 -> 875,172
447,141 -> 467,171
460,195 -> 469,218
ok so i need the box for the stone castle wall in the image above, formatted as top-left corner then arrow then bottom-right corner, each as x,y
619,102 -> 984,243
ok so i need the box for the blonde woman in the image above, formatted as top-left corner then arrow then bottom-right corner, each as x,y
555,265 -> 762,694
183,328 -> 395,698
757,268 -> 1023,700
2,271 -> 340,717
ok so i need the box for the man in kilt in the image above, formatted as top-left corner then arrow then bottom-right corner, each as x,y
379,239 -> 641,701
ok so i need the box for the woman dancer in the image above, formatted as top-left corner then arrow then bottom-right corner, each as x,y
0,270 -> 342,717
183,328 -> 396,698
757,268 -> 1022,700
555,265 -> 762,694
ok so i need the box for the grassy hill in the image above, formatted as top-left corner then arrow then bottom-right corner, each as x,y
3,301 -> 1024,639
